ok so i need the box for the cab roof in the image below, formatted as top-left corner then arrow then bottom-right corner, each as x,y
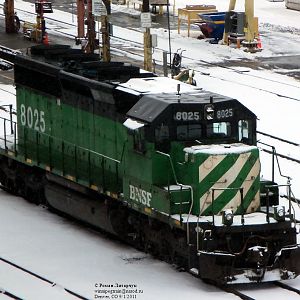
126,92 -> 256,124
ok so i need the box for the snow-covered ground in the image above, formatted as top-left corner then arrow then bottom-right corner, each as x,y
0,0 -> 300,299
0,190 -> 237,300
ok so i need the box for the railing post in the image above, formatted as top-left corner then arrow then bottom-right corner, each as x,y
288,179 -> 292,221
4,119 -> 7,150
75,145 -> 77,180
240,188 -> 244,225
266,188 -> 270,223
14,122 -> 16,154
212,189 -> 215,225
49,135 -> 51,169
36,131 -> 39,163
9,104 -> 13,134
271,146 -> 275,182
88,151 -> 91,186
62,141 -> 65,176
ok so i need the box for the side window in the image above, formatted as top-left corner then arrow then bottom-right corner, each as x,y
155,124 -> 170,152
238,120 -> 252,144
207,122 -> 231,138
133,129 -> 145,153
177,124 -> 202,140
155,124 -> 169,142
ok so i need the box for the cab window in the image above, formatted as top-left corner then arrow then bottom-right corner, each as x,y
207,122 -> 231,138
177,124 -> 202,141
238,120 -> 252,144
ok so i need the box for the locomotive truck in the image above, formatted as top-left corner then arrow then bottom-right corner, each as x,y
0,45 -> 300,284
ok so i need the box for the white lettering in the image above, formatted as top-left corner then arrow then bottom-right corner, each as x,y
147,192 -> 152,207
216,108 -> 233,119
129,185 -> 135,200
19,104 -> 46,133
174,111 -> 200,121
141,190 -> 147,205
129,185 -> 152,207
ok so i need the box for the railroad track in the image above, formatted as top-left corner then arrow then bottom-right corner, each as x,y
0,255 -> 90,300
218,285 -> 256,300
0,288 -> 21,299
0,3 -> 300,103
274,281 -> 300,296
219,280 -> 300,300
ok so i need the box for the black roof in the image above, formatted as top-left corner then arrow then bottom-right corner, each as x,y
126,91 -> 256,124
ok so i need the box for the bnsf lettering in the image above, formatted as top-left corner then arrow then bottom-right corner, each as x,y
129,185 -> 152,207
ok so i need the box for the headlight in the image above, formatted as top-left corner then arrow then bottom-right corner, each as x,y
274,205 -> 285,222
222,209 -> 233,226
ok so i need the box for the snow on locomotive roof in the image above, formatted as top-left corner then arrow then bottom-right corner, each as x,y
184,143 -> 257,155
117,76 -> 203,94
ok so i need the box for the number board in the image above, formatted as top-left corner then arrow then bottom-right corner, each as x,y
174,111 -> 200,121
174,108 -> 234,122
216,108 -> 234,120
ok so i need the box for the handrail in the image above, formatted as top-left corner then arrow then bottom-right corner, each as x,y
0,113 -> 122,165
196,186 -> 244,252
2,128 -> 122,165
156,150 -> 194,244
257,130 -> 300,147
265,182 -> 293,222
257,141 -> 291,182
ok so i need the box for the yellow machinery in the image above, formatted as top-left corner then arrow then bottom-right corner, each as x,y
223,0 -> 258,47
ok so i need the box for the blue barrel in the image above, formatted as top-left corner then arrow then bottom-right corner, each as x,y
197,12 -> 226,40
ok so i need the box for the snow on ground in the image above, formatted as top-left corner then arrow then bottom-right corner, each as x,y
0,190 -> 235,300
0,0 -> 300,299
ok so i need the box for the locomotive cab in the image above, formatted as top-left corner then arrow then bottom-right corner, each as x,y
123,90 -> 261,218
125,92 -> 257,153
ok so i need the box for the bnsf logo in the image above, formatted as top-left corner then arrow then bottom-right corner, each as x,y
129,185 -> 152,207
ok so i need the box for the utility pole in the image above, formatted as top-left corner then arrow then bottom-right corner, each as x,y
100,0 -> 111,62
87,0 -> 96,53
4,0 -> 15,33
36,0 -> 46,43
77,0 -> 85,38
244,0 -> 255,43
142,0 -> 152,71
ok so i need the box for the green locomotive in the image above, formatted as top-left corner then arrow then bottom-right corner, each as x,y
0,45 -> 299,284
